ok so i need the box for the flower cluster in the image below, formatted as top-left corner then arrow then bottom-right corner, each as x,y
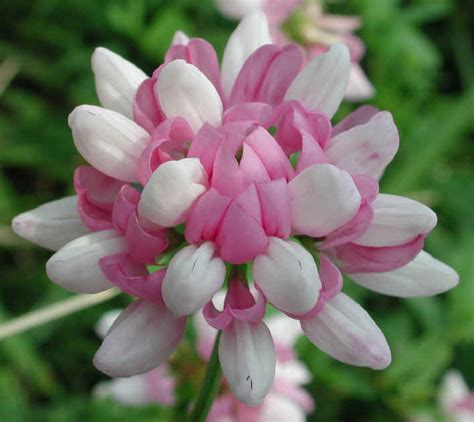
12,12 -> 458,407
95,310 -> 314,421
216,0 -> 374,100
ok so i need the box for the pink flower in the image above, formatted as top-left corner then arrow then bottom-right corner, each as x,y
216,0 -> 374,100
11,11 -> 459,410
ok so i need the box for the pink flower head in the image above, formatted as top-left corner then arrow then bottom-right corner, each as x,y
216,0 -> 375,100
11,11 -> 458,410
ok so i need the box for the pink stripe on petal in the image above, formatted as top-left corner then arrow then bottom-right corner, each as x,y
322,202 -> 374,249
352,174 -> 379,203
332,105 -> 379,136
332,235 -> 424,273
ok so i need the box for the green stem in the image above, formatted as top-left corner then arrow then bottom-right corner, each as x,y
188,331 -> 222,422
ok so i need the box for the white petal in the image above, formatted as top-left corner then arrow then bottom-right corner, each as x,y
284,44 -> 351,118
94,376 -> 151,405
219,320 -> 276,406
162,242 -> 226,316
91,47 -> 147,119
253,238 -> 320,314
46,230 -> 126,293
439,370 -> 470,414
259,393 -> 307,422
350,251 -> 459,297
95,309 -> 122,339
353,194 -> 437,247
94,299 -> 186,377
69,105 -> 150,182
275,360 -> 311,386
156,60 -> 223,133
221,11 -> 271,97
11,196 -> 89,251
266,314 -> 303,348
325,112 -> 399,179
171,30 -> 190,45
344,63 -> 375,101
289,164 -> 361,237
301,293 -> 391,369
216,0 -> 264,20
138,158 -> 208,227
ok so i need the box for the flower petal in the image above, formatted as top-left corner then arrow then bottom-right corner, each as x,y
221,11 -> 271,97
46,230 -> 126,293
350,250 -> 459,297
289,164 -> 361,237
219,320 -> 276,406
138,158 -> 208,227
253,238 -> 321,315
12,196 -> 89,251
344,63 -> 375,101
91,47 -> 147,119
216,0 -> 264,19
325,112 -> 399,179
162,242 -> 226,315
94,299 -> 186,377
156,60 -> 223,133
69,105 -> 150,182
353,194 -> 437,247
284,44 -> 351,118
301,293 -> 391,369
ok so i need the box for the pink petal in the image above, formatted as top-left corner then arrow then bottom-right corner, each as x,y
111,185 -> 140,234
216,200 -> 269,264
223,102 -> 273,127
165,38 -> 223,97
330,235 -> 425,273
133,76 -> 164,134
74,166 -> 124,211
187,123 -> 223,176
99,253 -> 164,301
221,11 -> 271,97
345,63 -> 375,101
273,100 -> 332,155
229,44 -> 302,107
125,213 -> 169,264
185,188 -> 232,244
332,105 -> 379,137
255,179 -> 291,238
94,299 -> 186,377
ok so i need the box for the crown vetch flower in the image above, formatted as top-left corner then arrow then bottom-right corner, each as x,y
12,11 -> 458,409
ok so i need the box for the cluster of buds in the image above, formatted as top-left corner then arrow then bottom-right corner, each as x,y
12,12 -> 458,407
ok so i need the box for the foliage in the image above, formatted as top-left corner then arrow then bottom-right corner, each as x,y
0,0 -> 473,420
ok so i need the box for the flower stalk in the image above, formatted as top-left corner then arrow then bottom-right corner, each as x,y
188,331 -> 222,422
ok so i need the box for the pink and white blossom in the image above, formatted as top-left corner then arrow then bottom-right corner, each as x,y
11,10 -> 458,411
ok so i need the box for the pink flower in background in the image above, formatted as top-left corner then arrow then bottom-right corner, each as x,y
410,371 -> 474,422
11,10 -> 459,408
94,307 -> 314,421
216,0 -> 374,100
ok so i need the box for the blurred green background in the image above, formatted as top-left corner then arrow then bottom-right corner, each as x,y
0,0 -> 473,420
